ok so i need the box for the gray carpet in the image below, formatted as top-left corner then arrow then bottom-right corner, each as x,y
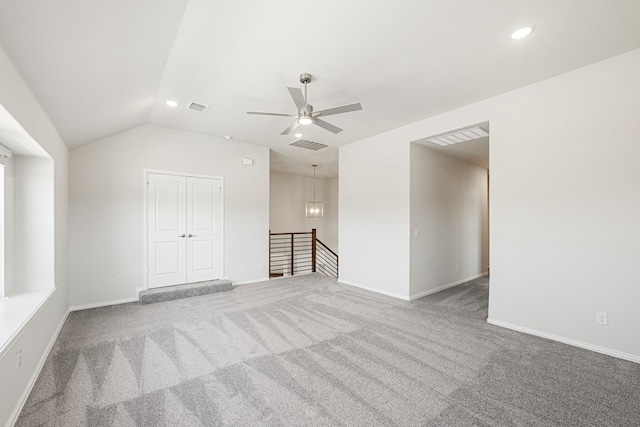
16,274 -> 640,426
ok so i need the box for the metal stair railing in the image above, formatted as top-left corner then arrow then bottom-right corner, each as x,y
269,229 -> 338,279
315,238 -> 338,278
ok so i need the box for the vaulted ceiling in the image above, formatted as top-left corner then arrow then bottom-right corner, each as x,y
0,1 -> 639,177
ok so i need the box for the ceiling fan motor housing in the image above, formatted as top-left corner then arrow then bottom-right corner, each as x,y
302,104 -> 313,115
300,73 -> 312,84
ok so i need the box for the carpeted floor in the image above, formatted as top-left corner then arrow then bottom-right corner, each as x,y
16,274 -> 640,426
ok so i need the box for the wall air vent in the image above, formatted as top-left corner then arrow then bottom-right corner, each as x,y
289,140 -> 328,151
427,126 -> 489,147
187,101 -> 209,112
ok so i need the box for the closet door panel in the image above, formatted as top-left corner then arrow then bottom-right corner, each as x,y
186,177 -> 222,283
147,174 -> 187,288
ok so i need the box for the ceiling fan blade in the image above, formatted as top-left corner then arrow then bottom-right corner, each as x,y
247,111 -> 294,117
280,121 -> 301,135
313,118 -> 342,134
314,103 -> 362,117
287,87 -> 307,110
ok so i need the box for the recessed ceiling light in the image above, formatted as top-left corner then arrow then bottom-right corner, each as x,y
165,100 -> 178,107
224,135 -> 233,140
510,26 -> 534,40
294,133 -> 303,138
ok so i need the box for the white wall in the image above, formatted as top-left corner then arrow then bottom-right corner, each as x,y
270,172 -> 338,252
340,48 -> 640,361
324,177 -> 339,252
1,155 -> 55,298
0,42 -> 69,426
1,158 -> 13,297
13,156 -> 55,292
69,124 -> 270,307
485,49 -> 640,360
410,143 -> 488,299
339,132 -> 411,299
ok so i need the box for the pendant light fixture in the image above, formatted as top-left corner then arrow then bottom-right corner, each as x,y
305,165 -> 324,218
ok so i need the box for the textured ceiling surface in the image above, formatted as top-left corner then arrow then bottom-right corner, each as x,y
1,1 -> 639,176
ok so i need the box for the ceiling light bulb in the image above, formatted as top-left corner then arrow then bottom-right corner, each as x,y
510,26 -> 533,40
224,135 -> 233,140
165,100 -> 178,107
298,116 -> 313,126
294,133 -> 303,138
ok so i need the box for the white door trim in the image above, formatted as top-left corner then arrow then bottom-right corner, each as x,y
143,169 -> 225,290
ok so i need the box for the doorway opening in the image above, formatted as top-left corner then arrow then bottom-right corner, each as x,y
408,121 -> 490,300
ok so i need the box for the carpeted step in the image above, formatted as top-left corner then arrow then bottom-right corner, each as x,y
139,279 -> 232,304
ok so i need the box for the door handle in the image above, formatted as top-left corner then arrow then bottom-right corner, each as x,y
188,234 -> 197,238
178,234 -> 186,238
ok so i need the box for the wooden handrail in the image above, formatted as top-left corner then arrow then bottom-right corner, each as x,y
270,231 -> 313,236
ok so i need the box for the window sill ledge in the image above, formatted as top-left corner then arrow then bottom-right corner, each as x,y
0,287 -> 56,358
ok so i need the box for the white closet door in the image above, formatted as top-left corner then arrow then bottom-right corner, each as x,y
186,177 -> 222,283
147,173 -> 187,288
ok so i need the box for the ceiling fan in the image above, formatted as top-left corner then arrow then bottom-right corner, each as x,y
247,73 -> 362,135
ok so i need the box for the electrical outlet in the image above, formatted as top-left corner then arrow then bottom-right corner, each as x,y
456,264 -> 460,271
16,349 -> 22,368
108,278 -> 116,287
595,312 -> 608,326
260,262 -> 265,269
414,229 -> 419,238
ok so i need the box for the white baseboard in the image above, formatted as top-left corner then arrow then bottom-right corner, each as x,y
8,308 -> 70,427
70,297 -> 139,312
338,279 -> 411,301
410,272 -> 488,301
487,318 -> 640,364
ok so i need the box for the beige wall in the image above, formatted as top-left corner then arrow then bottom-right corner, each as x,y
270,172 -> 338,252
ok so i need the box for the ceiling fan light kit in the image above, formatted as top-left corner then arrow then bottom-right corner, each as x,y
298,111 -> 313,126
247,73 -> 363,135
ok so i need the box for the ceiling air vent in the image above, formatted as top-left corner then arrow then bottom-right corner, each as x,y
187,101 -> 209,112
427,126 -> 488,147
289,140 -> 328,151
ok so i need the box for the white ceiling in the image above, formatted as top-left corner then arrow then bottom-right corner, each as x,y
1,1 -> 639,177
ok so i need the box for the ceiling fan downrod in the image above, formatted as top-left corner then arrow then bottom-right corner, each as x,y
300,73 -> 311,104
